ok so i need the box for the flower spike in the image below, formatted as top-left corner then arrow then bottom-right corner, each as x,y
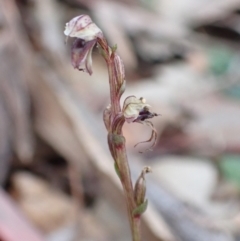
64,15 -> 161,240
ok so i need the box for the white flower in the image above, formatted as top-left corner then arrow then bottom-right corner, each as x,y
123,96 -> 151,123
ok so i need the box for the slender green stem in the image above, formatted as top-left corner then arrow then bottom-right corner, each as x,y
118,162 -> 141,241
133,217 -> 141,241
115,145 -> 135,234
100,38 -> 142,241
108,59 -> 136,237
107,58 -> 121,115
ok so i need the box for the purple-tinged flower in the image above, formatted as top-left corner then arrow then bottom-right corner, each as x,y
64,15 -> 103,75
123,96 -> 151,123
123,96 -> 159,151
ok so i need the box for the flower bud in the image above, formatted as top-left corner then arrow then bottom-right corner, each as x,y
119,80 -> 126,99
114,55 -> 125,86
134,166 -> 151,206
103,104 -> 111,131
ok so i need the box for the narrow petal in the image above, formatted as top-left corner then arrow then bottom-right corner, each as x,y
86,44 -> 94,75
134,121 -> 158,153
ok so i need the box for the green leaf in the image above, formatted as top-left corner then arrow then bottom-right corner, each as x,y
132,199 -> 148,216
111,44 -> 117,53
98,45 -> 107,59
114,162 -> 121,179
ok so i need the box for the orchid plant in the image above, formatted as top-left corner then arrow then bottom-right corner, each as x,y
64,15 -> 159,241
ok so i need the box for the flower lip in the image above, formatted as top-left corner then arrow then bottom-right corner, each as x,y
71,38 -> 97,75
134,106 -> 158,122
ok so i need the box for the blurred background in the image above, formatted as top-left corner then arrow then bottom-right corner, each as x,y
1,0 -> 240,241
